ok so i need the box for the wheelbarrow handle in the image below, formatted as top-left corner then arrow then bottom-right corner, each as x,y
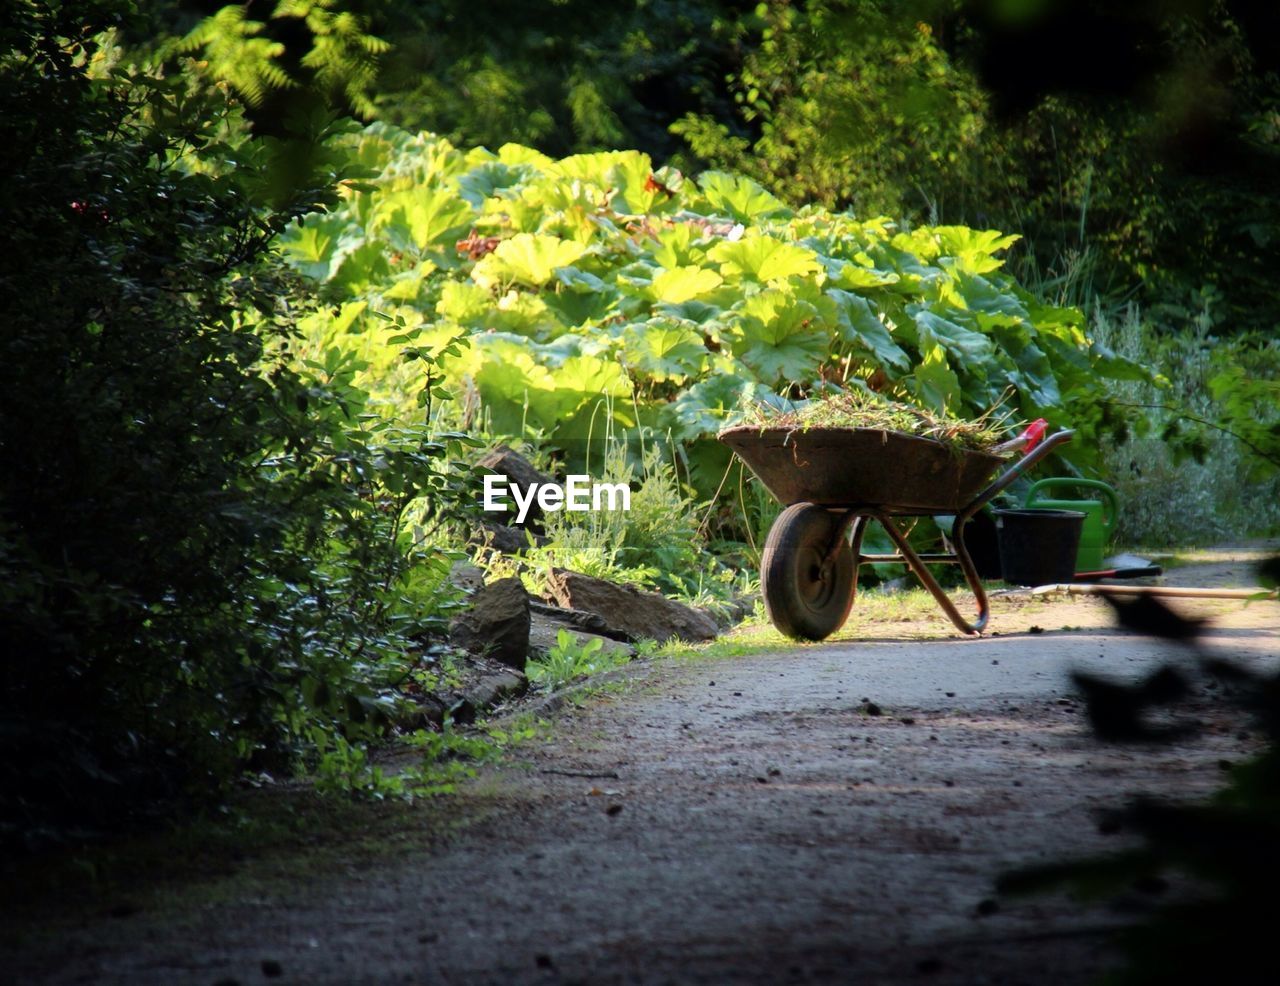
961,429 -> 1075,521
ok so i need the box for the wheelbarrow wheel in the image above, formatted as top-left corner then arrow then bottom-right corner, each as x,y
761,503 -> 856,641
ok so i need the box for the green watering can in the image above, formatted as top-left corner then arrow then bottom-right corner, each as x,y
1023,478 -> 1119,574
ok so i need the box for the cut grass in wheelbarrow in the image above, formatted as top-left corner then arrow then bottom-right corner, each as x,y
743,389 -> 1009,452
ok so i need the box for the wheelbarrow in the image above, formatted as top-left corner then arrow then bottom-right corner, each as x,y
718,424 -> 1074,640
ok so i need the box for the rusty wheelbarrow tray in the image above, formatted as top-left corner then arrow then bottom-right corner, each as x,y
718,425 -> 1074,640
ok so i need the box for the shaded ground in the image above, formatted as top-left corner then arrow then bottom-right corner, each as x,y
4,541 -> 1278,985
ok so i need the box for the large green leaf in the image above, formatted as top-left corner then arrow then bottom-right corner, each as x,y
551,150 -> 660,215
728,289 -> 829,385
650,223 -> 706,269
621,320 -> 709,383
454,338 -> 630,437
912,309 -> 997,365
696,171 -> 792,223
709,233 -> 822,283
955,271 -> 1029,324
435,280 -> 491,326
910,344 -> 963,412
545,266 -> 620,327
279,213 -> 362,282
648,265 -> 724,303
455,336 -> 558,434
668,373 -> 775,439
497,143 -> 555,169
913,308 -> 1008,407
328,239 -> 391,297
371,188 -> 474,253
934,226 -> 1020,274
455,159 -> 538,206
830,260 -> 902,290
654,299 -> 725,326
829,289 -> 912,374
471,233 -> 589,289
987,322 -> 1061,409
490,290 -> 560,340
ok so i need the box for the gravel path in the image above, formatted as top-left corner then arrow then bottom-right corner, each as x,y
6,545 -> 1278,985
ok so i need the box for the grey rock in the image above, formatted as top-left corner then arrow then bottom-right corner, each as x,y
545,569 -> 719,644
449,576 -> 531,670
396,691 -> 449,730
475,445 -> 554,525
455,669 -> 528,722
448,562 -> 486,594
528,599 -> 630,641
471,518 -> 532,554
528,612 -> 636,662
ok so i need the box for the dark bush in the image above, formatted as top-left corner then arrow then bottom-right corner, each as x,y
0,1 -> 456,847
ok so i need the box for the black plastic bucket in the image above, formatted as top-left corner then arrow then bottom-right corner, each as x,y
995,508 -> 1086,586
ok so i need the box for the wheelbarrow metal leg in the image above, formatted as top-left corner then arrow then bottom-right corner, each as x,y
821,508 -> 864,568
874,512 -> 988,635
950,512 -> 990,633
847,513 -> 868,611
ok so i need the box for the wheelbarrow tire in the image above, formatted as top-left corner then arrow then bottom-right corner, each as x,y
762,503 -> 856,641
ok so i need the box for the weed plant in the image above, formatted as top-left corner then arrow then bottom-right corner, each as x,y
525,630 -> 630,692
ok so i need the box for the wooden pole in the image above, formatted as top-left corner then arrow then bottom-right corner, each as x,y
1031,583 -> 1277,600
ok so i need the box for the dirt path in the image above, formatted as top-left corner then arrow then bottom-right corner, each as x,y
6,543 -> 1279,985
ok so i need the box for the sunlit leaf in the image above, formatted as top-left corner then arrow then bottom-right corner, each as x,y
648,265 -> 724,303
668,373 -> 777,438
435,280 -> 491,325
650,223 -> 705,269
471,232 -> 589,289
622,320 -> 709,382
551,149 -> 660,214
830,260 -> 901,290
279,213 -> 361,281
455,159 -> 538,206
371,187 -> 473,252
911,344 -> 963,412
709,232 -> 821,283
727,289 -> 828,384
933,226 -> 1020,274
696,171 -> 792,223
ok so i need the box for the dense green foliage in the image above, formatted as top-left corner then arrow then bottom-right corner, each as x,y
155,0 -> 751,161
279,124 -> 1145,491
169,0 -> 1280,482
678,0 -> 1280,333
0,1 -> 471,843
363,0 -> 751,161
1095,309 -> 1280,545
164,1 -> 1280,335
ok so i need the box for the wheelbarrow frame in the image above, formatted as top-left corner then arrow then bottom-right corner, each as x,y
720,426 -> 1075,639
